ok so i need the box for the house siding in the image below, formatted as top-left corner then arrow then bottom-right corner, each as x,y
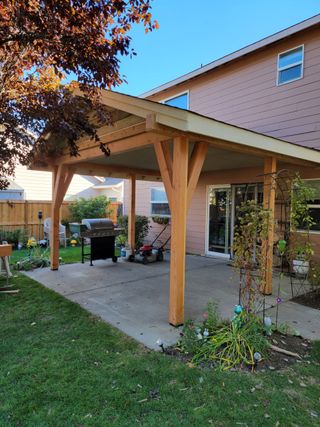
148,27 -> 320,149
9,165 -> 101,201
124,27 -> 320,255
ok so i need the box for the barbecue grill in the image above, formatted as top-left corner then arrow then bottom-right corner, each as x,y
69,218 -> 121,265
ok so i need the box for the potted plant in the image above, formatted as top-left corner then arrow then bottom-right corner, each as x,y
289,240 -> 314,276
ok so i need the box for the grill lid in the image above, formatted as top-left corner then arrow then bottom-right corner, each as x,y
81,218 -> 114,230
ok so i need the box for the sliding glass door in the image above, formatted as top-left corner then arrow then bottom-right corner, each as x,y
206,184 -> 263,258
207,187 -> 231,256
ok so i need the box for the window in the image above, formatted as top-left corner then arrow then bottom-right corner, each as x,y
277,46 -> 304,85
163,92 -> 188,109
298,180 -> 320,232
151,188 -> 170,216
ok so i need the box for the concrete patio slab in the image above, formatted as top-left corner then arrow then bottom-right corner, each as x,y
25,254 -> 320,349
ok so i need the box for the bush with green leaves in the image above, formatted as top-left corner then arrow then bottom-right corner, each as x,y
15,246 -> 50,271
178,302 -> 269,371
68,196 -> 112,223
192,313 -> 269,371
309,262 -> 320,293
178,301 -> 223,355
117,215 -> 150,247
0,228 -> 27,247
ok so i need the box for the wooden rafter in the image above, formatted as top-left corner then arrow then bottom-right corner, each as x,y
51,127 -> 164,166
72,162 -> 161,180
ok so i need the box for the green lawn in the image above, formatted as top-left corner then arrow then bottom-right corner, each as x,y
1,274 -> 320,426
10,245 -> 121,267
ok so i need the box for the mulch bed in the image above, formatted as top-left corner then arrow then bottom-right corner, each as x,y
165,332 -> 312,372
291,291 -> 320,310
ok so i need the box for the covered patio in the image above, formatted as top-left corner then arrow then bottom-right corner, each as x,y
31,90 -> 320,326
25,255 -> 320,348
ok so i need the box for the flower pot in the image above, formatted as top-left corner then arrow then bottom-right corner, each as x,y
292,259 -> 309,276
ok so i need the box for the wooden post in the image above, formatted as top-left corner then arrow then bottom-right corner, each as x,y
50,165 -> 74,270
128,174 -> 136,252
51,166 -> 60,270
262,157 -> 277,294
154,138 -> 207,325
169,136 -> 189,326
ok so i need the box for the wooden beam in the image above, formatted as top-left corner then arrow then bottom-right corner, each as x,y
50,165 -> 74,270
73,162 -> 161,179
169,136 -> 189,326
147,120 -> 318,168
153,141 -> 173,209
187,141 -> 208,210
50,129 -> 163,166
261,157 -> 277,294
128,174 -> 136,251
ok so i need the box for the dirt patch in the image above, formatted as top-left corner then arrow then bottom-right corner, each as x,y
291,291 -> 320,310
165,332 -> 312,372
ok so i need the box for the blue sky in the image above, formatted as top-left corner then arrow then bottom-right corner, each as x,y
118,0 -> 320,96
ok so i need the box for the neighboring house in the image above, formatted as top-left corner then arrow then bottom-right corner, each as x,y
92,178 -> 124,203
0,165 -> 106,201
123,14 -> 320,256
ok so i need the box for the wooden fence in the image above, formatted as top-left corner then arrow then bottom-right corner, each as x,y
0,200 -> 122,240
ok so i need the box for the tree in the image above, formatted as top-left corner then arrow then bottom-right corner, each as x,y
68,196 -> 112,223
0,0 -> 158,189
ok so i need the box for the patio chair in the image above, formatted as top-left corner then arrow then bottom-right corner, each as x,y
44,217 -> 67,248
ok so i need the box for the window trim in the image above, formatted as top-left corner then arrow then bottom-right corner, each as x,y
295,178 -> 320,234
161,90 -> 190,109
276,44 -> 304,86
150,187 -> 171,217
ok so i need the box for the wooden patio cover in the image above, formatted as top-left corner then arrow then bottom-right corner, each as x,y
31,90 -> 320,326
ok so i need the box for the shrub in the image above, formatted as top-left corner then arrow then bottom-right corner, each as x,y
152,216 -> 170,225
68,196 -> 112,223
309,262 -> 320,293
0,228 -> 27,247
192,313 -> 268,371
178,302 -> 269,371
117,215 -> 150,247
15,246 -> 50,270
178,301 -> 222,355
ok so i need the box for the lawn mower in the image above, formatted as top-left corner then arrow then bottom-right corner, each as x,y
128,224 -> 171,264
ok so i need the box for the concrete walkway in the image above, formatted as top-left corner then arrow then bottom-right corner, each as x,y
25,255 -> 320,349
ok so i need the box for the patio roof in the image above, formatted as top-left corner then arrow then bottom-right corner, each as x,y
31,89 -> 320,326
34,90 -> 320,179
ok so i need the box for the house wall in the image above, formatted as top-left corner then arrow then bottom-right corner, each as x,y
124,165 -> 320,258
124,26 -> 320,255
8,165 -> 100,201
148,27 -> 320,150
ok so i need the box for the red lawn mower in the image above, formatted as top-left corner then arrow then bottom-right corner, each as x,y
128,223 -> 171,264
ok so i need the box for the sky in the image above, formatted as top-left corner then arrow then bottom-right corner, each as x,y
117,0 -> 320,96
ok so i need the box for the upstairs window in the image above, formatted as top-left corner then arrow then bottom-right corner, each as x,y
277,45 -> 304,85
163,92 -> 188,109
151,188 -> 170,217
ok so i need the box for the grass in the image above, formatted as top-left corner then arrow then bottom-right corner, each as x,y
9,245 -> 121,267
0,274 -> 320,426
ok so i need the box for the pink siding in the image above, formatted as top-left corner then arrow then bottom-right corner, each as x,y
123,180 -> 171,248
126,27 -> 320,254
149,27 -> 320,149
